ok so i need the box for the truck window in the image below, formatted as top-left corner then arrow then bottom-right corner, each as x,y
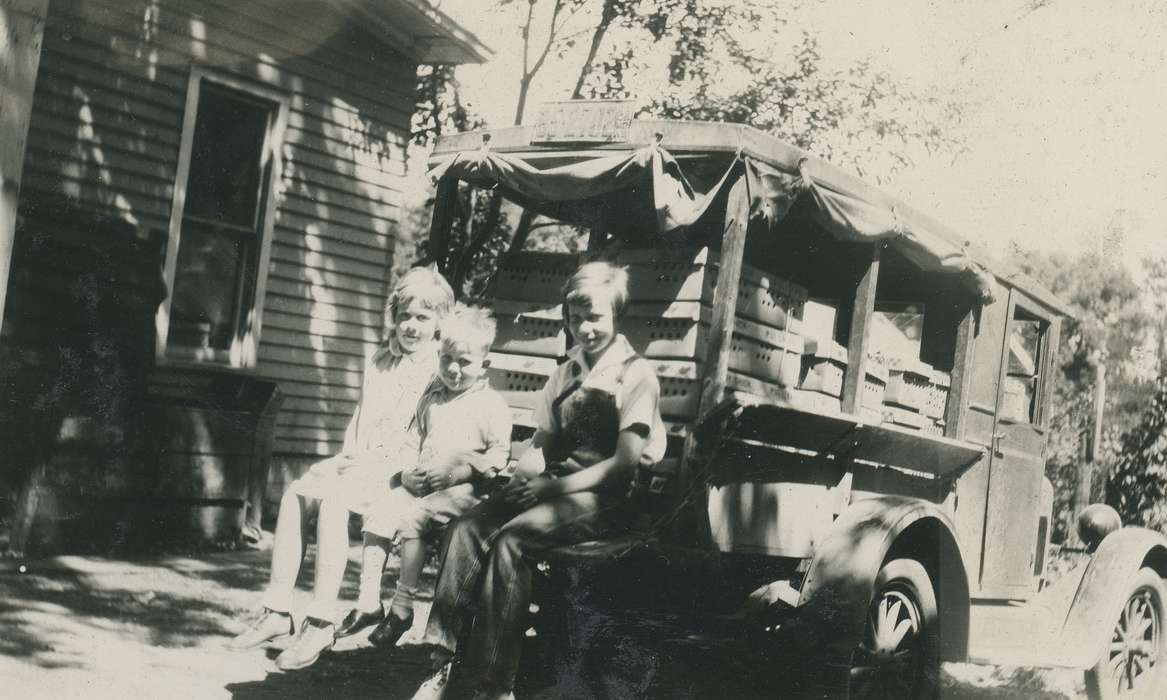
1002,306 -> 1048,424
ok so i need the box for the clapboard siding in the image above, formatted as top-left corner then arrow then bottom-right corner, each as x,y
19,0 -> 421,480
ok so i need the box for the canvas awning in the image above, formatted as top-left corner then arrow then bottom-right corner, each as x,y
429,141 -> 997,302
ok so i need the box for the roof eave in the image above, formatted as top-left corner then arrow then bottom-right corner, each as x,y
346,0 -> 493,64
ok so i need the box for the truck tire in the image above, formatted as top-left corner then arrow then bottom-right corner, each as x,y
847,558 -> 940,700
1085,567 -> 1167,700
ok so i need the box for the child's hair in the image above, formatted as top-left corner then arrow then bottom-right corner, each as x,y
383,266 -> 455,341
562,261 -> 630,318
439,303 -> 497,356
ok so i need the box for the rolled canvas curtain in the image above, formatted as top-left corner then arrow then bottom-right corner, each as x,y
430,145 -> 994,301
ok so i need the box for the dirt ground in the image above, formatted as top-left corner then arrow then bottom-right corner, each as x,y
0,544 -> 1086,699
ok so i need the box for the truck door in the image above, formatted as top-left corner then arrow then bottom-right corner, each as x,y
978,290 -> 1058,598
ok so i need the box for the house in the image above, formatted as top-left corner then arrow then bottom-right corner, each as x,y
0,0 -> 488,552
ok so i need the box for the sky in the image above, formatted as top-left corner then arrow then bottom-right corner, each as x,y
434,0 -> 1166,267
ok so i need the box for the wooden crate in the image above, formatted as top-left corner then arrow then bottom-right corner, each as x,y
485,353 -> 558,413
491,300 -> 566,358
881,358 -> 932,413
882,404 -> 930,431
924,369 -> 951,420
487,351 -> 789,422
617,247 -> 808,330
492,252 -> 580,303
622,301 -> 804,387
799,339 -> 886,414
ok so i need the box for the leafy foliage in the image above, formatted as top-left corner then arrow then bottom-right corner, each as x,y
404,0 -> 967,295
1107,376 -> 1167,531
1017,246 -> 1167,536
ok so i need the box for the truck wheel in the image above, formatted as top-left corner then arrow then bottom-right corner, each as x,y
1085,567 -> 1167,700
848,558 -> 939,700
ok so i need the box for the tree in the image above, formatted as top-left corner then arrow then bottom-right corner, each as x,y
1015,245 -> 1156,539
407,0 -> 966,295
1107,375 -> 1167,531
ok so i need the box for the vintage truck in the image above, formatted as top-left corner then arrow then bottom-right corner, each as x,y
418,102 -> 1166,699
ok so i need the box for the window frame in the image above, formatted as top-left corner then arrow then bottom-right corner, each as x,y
155,67 -> 289,370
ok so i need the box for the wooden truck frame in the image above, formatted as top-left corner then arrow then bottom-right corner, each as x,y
418,103 -> 1167,699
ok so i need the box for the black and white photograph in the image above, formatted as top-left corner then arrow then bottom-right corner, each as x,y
2,1 -> 1166,698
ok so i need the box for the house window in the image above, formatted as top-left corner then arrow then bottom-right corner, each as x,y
157,70 -> 288,368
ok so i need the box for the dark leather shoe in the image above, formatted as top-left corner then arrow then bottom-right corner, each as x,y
368,611 -> 414,648
335,605 -> 385,639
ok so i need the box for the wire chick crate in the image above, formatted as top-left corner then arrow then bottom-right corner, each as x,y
617,247 -> 809,331
485,352 -> 559,413
491,300 -> 566,358
924,369 -> 951,420
800,338 -> 886,413
492,252 -> 581,303
880,358 -> 932,413
622,301 -> 804,387
653,360 -> 791,421
882,404 -> 930,431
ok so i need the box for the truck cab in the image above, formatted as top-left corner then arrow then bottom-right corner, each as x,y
421,102 -> 1167,699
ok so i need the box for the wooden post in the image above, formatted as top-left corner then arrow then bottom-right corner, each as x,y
677,173 -> 749,549
427,178 -> 458,276
0,0 -> 50,337
944,305 -> 977,438
697,173 -> 750,422
841,244 -> 881,414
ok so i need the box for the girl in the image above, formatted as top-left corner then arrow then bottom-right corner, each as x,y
229,267 -> 454,672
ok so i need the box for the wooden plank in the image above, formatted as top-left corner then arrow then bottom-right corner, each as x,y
696,174 -> 750,422
279,172 -> 401,222
48,0 -> 417,124
841,244 -> 880,412
37,26 -> 412,152
273,209 -> 394,250
265,276 -> 387,315
259,326 -> 374,359
275,192 -> 398,238
945,305 -> 977,438
272,228 -> 392,269
849,424 -> 984,479
729,403 -> 860,455
253,358 -> 362,389
269,241 -> 388,284
260,309 -> 380,342
271,435 -> 342,457
258,344 -> 367,374
27,92 -> 180,147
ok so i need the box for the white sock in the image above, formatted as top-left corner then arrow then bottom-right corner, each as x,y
357,559 -> 384,612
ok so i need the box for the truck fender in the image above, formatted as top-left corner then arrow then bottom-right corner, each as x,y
1056,526 -> 1167,669
782,495 -> 970,663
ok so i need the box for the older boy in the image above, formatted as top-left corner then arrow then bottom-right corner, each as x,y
410,262 -> 666,700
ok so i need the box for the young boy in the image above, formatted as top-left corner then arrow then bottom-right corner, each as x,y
337,303 -> 512,650
228,267 -> 454,671
410,262 -> 667,700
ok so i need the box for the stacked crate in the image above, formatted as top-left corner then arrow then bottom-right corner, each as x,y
486,252 -> 579,424
486,248 -> 809,422
795,339 -> 887,421
868,354 -> 951,435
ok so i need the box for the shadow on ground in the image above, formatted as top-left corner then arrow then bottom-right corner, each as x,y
0,547 -> 1084,699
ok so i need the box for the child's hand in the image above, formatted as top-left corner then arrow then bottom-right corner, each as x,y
401,467 -> 430,496
498,475 -> 555,509
425,464 -> 473,491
